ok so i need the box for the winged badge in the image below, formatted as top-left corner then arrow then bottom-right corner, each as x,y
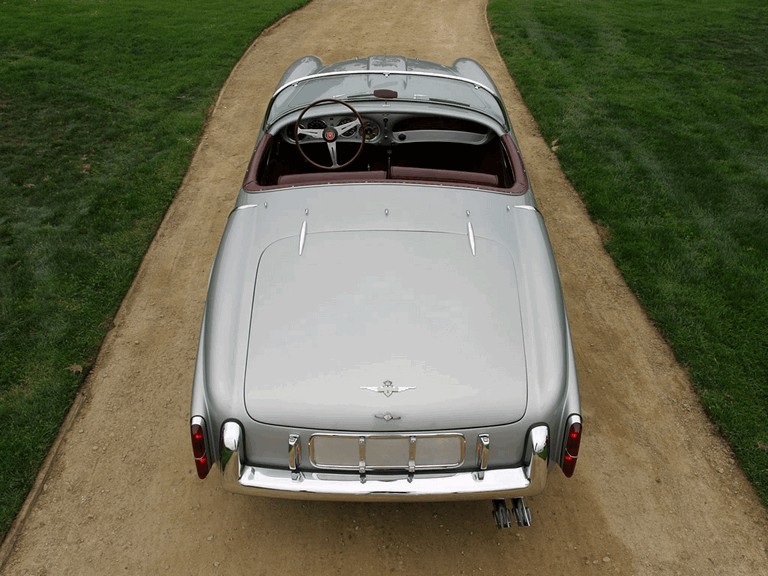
360,380 -> 416,397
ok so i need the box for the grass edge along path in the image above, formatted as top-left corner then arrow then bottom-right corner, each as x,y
0,0 -> 308,540
488,0 -> 768,506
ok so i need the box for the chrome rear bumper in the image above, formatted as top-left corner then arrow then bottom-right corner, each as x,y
219,423 -> 549,502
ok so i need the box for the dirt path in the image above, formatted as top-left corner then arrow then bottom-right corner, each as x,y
2,1 -> 767,574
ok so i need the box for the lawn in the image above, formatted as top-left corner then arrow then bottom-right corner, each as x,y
488,0 -> 768,505
0,0 -> 307,538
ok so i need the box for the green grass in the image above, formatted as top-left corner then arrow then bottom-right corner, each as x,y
488,0 -> 768,504
0,0 -> 307,538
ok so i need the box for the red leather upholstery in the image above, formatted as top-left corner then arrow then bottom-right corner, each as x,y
277,171 -> 387,185
389,166 -> 499,187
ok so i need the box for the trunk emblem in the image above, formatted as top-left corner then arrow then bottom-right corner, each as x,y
375,412 -> 401,421
361,380 -> 415,397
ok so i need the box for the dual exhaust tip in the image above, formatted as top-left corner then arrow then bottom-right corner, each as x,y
492,498 -> 531,529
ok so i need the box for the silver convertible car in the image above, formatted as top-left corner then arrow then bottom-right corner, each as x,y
190,56 -> 582,529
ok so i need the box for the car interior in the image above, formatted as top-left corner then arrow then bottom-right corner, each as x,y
245,112 -> 521,191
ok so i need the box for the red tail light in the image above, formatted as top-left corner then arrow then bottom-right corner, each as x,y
562,417 -> 582,478
191,419 -> 211,479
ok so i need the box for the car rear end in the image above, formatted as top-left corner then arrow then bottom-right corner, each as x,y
189,184 -> 581,527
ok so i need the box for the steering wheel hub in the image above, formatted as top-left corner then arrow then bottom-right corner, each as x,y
323,128 -> 338,142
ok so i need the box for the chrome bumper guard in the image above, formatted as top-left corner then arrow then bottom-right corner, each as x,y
219,423 -> 549,502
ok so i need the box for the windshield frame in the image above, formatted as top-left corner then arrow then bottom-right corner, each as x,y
263,70 -> 511,132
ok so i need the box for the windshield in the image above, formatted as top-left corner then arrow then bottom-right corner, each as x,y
266,72 -> 508,128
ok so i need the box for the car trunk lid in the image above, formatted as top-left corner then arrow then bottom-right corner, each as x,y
244,230 -> 527,431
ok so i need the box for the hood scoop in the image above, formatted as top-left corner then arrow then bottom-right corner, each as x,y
244,230 -> 528,431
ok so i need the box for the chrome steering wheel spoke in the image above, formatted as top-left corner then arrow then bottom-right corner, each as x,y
294,99 -> 365,170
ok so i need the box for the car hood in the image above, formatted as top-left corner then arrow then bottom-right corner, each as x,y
244,228 -> 527,431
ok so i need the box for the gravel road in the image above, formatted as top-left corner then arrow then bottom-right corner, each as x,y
2,1 -> 767,574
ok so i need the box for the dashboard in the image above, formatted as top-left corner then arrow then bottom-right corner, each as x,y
282,113 -> 495,147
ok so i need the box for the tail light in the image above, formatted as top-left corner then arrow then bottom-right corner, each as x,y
562,415 -> 582,478
190,416 -> 211,479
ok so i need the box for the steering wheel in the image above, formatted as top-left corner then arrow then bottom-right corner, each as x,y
295,99 -> 365,170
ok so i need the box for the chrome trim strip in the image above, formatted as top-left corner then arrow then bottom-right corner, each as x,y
565,414 -> 582,430
220,421 -> 244,485
288,434 -> 301,471
298,220 -> 307,255
191,415 -> 207,442
566,414 -> 582,429
467,221 -> 476,255
476,434 -> 490,479
221,426 -> 549,501
514,205 -> 538,212
273,70 -> 495,102
524,426 -> 549,481
408,436 -> 417,474
358,436 -> 366,475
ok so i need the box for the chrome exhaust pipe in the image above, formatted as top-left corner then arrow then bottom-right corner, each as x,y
512,497 -> 531,527
492,497 -> 532,528
491,499 -> 512,529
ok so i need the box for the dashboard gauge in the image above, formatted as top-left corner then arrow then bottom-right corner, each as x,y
295,118 -> 326,142
362,120 -> 380,141
291,117 -> 382,143
336,117 -> 358,137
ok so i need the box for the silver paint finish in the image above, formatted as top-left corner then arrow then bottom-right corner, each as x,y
192,183 -> 578,460
243,229 -> 528,431
190,56 -> 582,507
